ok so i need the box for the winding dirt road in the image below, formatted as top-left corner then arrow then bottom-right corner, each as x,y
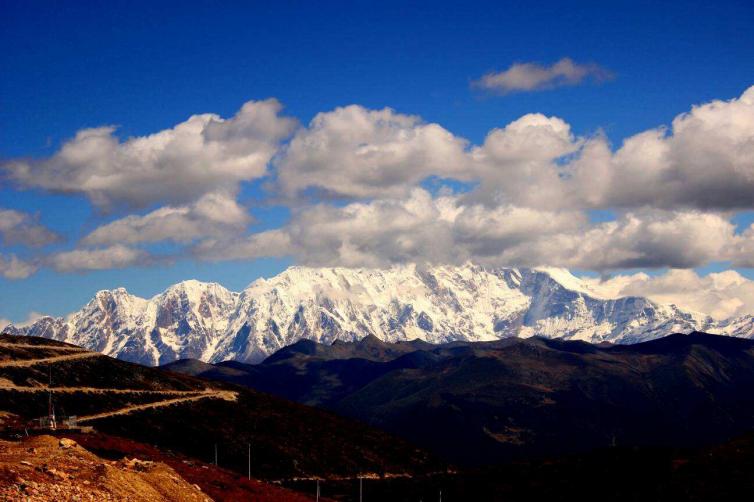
76,390 -> 238,423
0,342 -> 87,351
0,351 -> 103,368
0,348 -> 238,423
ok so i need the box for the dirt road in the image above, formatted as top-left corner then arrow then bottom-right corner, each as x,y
76,390 -> 238,423
0,351 -> 101,368
0,342 -> 86,351
0,350 -> 238,423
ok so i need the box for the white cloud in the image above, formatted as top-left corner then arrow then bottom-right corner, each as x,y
0,312 -> 46,331
473,58 -> 613,94
50,245 -> 149,272
3,99 -> 297,209
571,85 -> 754,210
583,269 -> 754,320
453,209 -> 735,271
5,86 -> 754,216
0,254 -> 37,279
728,223 -> 754,268
194,190 -> 734,271
464,86 -> 754,212
272,86 -> 754,212
274,105 -> 470,200
82,191 -> 251,245
467,113 -> 582,208
557,210 -> 735,270
0,208 -> 60,247
4,87 -> 754,286
194,228 -> 292,262
15,312 -> 47,328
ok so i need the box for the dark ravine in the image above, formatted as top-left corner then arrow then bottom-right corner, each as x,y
164,331 -> 754,465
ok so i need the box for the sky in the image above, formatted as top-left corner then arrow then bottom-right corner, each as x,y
2,0 -> 754,324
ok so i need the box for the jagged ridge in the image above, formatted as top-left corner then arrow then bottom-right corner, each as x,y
5,264 -> 754,365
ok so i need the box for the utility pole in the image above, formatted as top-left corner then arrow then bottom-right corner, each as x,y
214,443 -> 218,466
247,443 -> 251,480
316,479 -> 320,502
48,364 -> 56,430
359,476 -> 363,502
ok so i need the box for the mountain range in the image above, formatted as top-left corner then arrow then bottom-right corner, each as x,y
6,264 -> 754,365
165,332 -> 754,466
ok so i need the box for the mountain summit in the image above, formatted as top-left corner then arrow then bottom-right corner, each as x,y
5,264 -> 753,365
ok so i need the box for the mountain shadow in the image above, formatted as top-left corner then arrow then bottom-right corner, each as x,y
164,332 -> 754,465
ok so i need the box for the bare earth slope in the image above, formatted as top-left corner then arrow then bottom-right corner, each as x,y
0,435 -> 210,501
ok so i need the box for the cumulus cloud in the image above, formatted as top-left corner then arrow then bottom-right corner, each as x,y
82,191 -> 251,245
467,113 -> 582,208
271,86 -> 754,212
194,228 -> 292,262
461,85 -> 754,211
467,209 -> 736,270
194,189 -> 736,271
0,318 -> 9,331
473,58 -> 613,94
274,105 -> 470,200
583,269 -> 754,320
5,86 -> 754,215
3,99 -> 297,209
0,208 -> 60,247
460,85 -> 754,211
570,86 -> 754,210
4,86 -> 754,285
50,245 -> 149,272
0,254 -> 37,279
729,223 -> 754,268
557,210 -> 735,270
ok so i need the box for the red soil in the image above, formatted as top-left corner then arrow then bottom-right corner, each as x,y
65,431 -> 321,502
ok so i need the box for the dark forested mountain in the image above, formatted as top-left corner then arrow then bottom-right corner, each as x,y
164,332 -> 754,465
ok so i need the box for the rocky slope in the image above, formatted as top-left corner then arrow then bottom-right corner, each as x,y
5,264 -> 753,365
0,435 -> 210,502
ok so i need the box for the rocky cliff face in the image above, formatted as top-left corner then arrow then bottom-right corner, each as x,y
5,264 -> 748,365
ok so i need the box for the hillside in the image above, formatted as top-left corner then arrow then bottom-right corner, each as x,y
8,264 -> 754,365
0,435 -> 210,501
281,432 -> 754,502
0,334 -> 439,484
166,331 -> 754,465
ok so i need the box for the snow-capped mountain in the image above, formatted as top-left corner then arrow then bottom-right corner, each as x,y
5,264 -> 751,365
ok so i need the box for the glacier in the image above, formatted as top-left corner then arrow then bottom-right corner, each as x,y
5,264 -> 754,366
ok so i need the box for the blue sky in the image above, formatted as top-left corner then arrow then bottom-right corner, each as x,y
2,0 -> 754,322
